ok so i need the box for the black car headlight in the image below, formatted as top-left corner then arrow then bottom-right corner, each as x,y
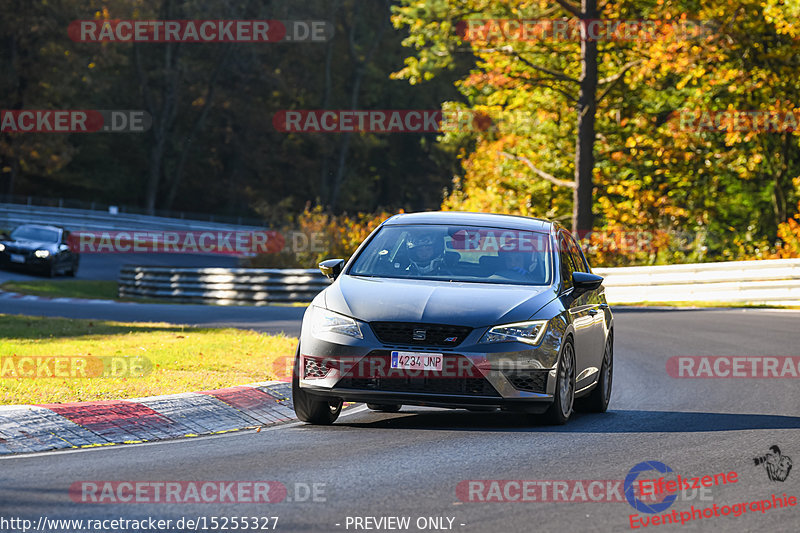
0,243 -> 5,252
481,320 -> 549,346
309,306 -> 363,339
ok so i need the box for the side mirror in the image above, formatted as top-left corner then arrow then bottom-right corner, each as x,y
319,258 -> 345,281
572,271 -> 603,294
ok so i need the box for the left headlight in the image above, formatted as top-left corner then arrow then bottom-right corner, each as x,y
481,320 -> 549,346
34,249 -> 50,258
310,306 -> 363,339
0,243 -> 5,252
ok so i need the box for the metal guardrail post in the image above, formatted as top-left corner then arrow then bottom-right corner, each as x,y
118,266 -> 330,305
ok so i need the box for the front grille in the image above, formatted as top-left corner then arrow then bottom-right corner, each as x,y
304,357 -> 332,379
370,322 -> 472,347
334,352 -> 500,397
504,370 -> 548,393
337,376 -> 499,396
2,246 -> 28,256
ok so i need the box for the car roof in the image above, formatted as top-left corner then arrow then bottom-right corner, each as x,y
383,211 -> 554,233
14,224 -> 64,232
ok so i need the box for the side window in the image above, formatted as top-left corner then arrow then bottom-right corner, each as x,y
567,236 -> 589,273
558,236 -> 575,291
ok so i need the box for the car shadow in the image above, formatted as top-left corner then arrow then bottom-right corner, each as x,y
333,408 -> 800,433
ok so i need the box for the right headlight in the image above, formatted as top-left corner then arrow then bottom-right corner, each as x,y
481,319 -> 549,346
309,306 -> 363,339
0,243 -> 5,252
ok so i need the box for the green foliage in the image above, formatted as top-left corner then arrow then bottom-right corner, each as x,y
3,1 -> 800,266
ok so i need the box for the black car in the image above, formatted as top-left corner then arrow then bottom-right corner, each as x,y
0,224 -> 80,277
293,211 -> 613,426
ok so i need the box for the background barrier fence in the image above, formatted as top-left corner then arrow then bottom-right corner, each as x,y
595,258 -> 800,305
118,267 -> 328,305
0,202 -> 263,233
118,258 -> 800,306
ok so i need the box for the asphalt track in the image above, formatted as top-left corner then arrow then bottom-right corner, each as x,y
1,305 -> 799,532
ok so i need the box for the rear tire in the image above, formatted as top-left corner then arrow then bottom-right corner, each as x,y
367,403 -> 401,413
576,332 -> 613,413
543,337 -> 575,425
292,346 -> 342,425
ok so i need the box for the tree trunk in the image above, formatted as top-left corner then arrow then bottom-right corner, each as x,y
140,0 -> 180,215
163,44 -> 233,210
318,0 -> 341,204
328,0 -> 390,211
573,0 -> 599,234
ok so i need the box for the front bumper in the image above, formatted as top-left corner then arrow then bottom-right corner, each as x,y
298,318 -> 566,412
0,251 -> 52,272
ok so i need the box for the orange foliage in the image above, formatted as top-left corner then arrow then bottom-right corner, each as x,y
773,203 -> 800,259
249,205 -> 400,268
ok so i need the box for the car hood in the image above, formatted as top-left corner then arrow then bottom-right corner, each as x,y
324,275 -> 556,327
1,239 -> 55,251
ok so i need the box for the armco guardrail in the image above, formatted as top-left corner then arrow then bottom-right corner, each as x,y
595,258 -> 800,305
118,259 -> 800,306
0,203 -> 264,233
118,266 -> 329,305
0,194 -> 265,226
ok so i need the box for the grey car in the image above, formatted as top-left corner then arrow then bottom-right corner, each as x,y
293,212 -> 613,425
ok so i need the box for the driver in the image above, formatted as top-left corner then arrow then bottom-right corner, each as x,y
406,231 -> 448,275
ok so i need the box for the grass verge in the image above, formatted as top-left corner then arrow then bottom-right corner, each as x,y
1,280 -> 117,300
0,314 -> 296,405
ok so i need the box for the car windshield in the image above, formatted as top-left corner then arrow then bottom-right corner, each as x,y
349,224 -> 552,285
11,226 -> 60,242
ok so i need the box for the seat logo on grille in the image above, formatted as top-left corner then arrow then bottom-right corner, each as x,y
412,328 -> 427,341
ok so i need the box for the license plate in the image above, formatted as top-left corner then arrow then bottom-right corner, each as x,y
391,351 -> 443,371
9,254 -> 24,263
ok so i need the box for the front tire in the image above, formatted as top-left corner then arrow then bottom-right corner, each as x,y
543,337 -> 576,425
576,332 -> 613,413
292,346 -> 342,425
